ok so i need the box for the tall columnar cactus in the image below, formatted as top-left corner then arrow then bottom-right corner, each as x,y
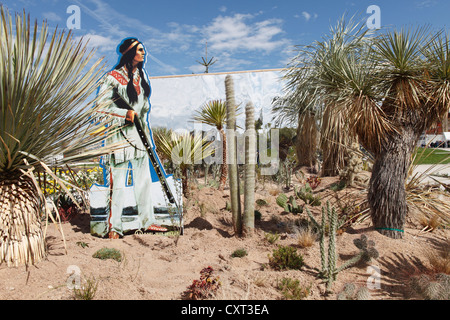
225,75 -> 242,235
306,202 -> 379,292
243,102 -> 256,236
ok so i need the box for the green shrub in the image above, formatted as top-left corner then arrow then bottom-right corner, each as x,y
264,232 -> 280,244
269,246 -> 304,270
73,276 -> 99,300
92,248 -> 123,262
277,278 -> 310,300
231,248 -> 248,258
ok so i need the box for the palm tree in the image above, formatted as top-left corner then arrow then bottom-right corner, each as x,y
155,130 -> 212,197
192,100 -> 229,190
0,7 -> 119,266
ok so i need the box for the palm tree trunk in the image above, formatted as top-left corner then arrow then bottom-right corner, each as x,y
443,111 -> 449,133
368,127 -> 418,239
0,174 -> 46,267
321,105 -> 349,177
218,128 -> 227,191
296,111 -> 318,168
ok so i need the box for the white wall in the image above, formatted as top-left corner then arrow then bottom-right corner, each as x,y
148,69 -> 286,132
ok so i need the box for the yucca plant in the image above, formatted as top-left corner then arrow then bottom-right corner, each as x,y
155,130 -> 212,197
280,16 -> 450,239
0,7 -> 120,267
192,100 -> 229,190
280,16 -> 370,177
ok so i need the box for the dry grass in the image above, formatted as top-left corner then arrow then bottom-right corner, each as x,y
417,213 -> 442,232
426,243 -> 450,274
268,187 -> 281,197
297,228 -> 317,248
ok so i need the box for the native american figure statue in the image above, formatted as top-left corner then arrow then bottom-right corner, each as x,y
89,38 -> 182,238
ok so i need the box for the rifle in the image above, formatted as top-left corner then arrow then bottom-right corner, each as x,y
112,88 -> 178,207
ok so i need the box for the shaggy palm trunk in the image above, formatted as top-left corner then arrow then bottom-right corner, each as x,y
321,106 -> 349,177
0,173 -> 46,267
243,102 -> 256,237
296,111 -> 318,168
443,111 -> 449,133
218,128 -> 228,191
368,127 -> 418,239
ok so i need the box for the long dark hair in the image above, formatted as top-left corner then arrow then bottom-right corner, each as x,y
115,38 -> 151,105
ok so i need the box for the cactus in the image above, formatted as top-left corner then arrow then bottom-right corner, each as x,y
276,193 -> 303,215
409,273 -> 450,300
276,193 -> 289,212
295,183 -> 321,207
225,75 -> 242,235
337,283 -> 371,300
306,202 -> 378,292
243,102 -> 256,236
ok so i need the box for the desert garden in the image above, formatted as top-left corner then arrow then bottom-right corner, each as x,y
0,7 -> 449,301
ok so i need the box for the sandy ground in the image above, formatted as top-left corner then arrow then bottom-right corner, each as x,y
0,176 -> 449,301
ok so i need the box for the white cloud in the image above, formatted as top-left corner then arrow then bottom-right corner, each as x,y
204,14 -> 289,53
301,11 -> 318,22
219,6 -> 227,13
416,0 -> 438,8
302,11 -> 312,22
76,34 -> 116,51
43,11 -> 62,22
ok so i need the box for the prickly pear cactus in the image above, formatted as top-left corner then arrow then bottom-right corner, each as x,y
276,193 -> 289,212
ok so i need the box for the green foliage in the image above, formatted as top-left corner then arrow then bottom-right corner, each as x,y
256,199 -> 269,207
182,266 -> 222,300
92,248 -> 123,262
76,241 -> 89,249
264,232 -> 280,245
269,246 -> 304,271
295,183 -> 321,207
276,193 -> 303,214
277,278 -> 311,300
231,248 -> 248,258
73,276 -> 99,300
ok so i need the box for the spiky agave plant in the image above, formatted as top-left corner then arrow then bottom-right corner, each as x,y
0,7 -> 119,266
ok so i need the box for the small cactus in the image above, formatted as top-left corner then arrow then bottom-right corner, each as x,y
276,193 -> 303,214
306,202 -> 378,293
276,193 -> 289,212
295,183 -> 321,207
337,283 -> 371,300
409,273 -> 450,300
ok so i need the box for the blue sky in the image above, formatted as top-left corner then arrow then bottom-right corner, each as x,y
2,0 -> 450,77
